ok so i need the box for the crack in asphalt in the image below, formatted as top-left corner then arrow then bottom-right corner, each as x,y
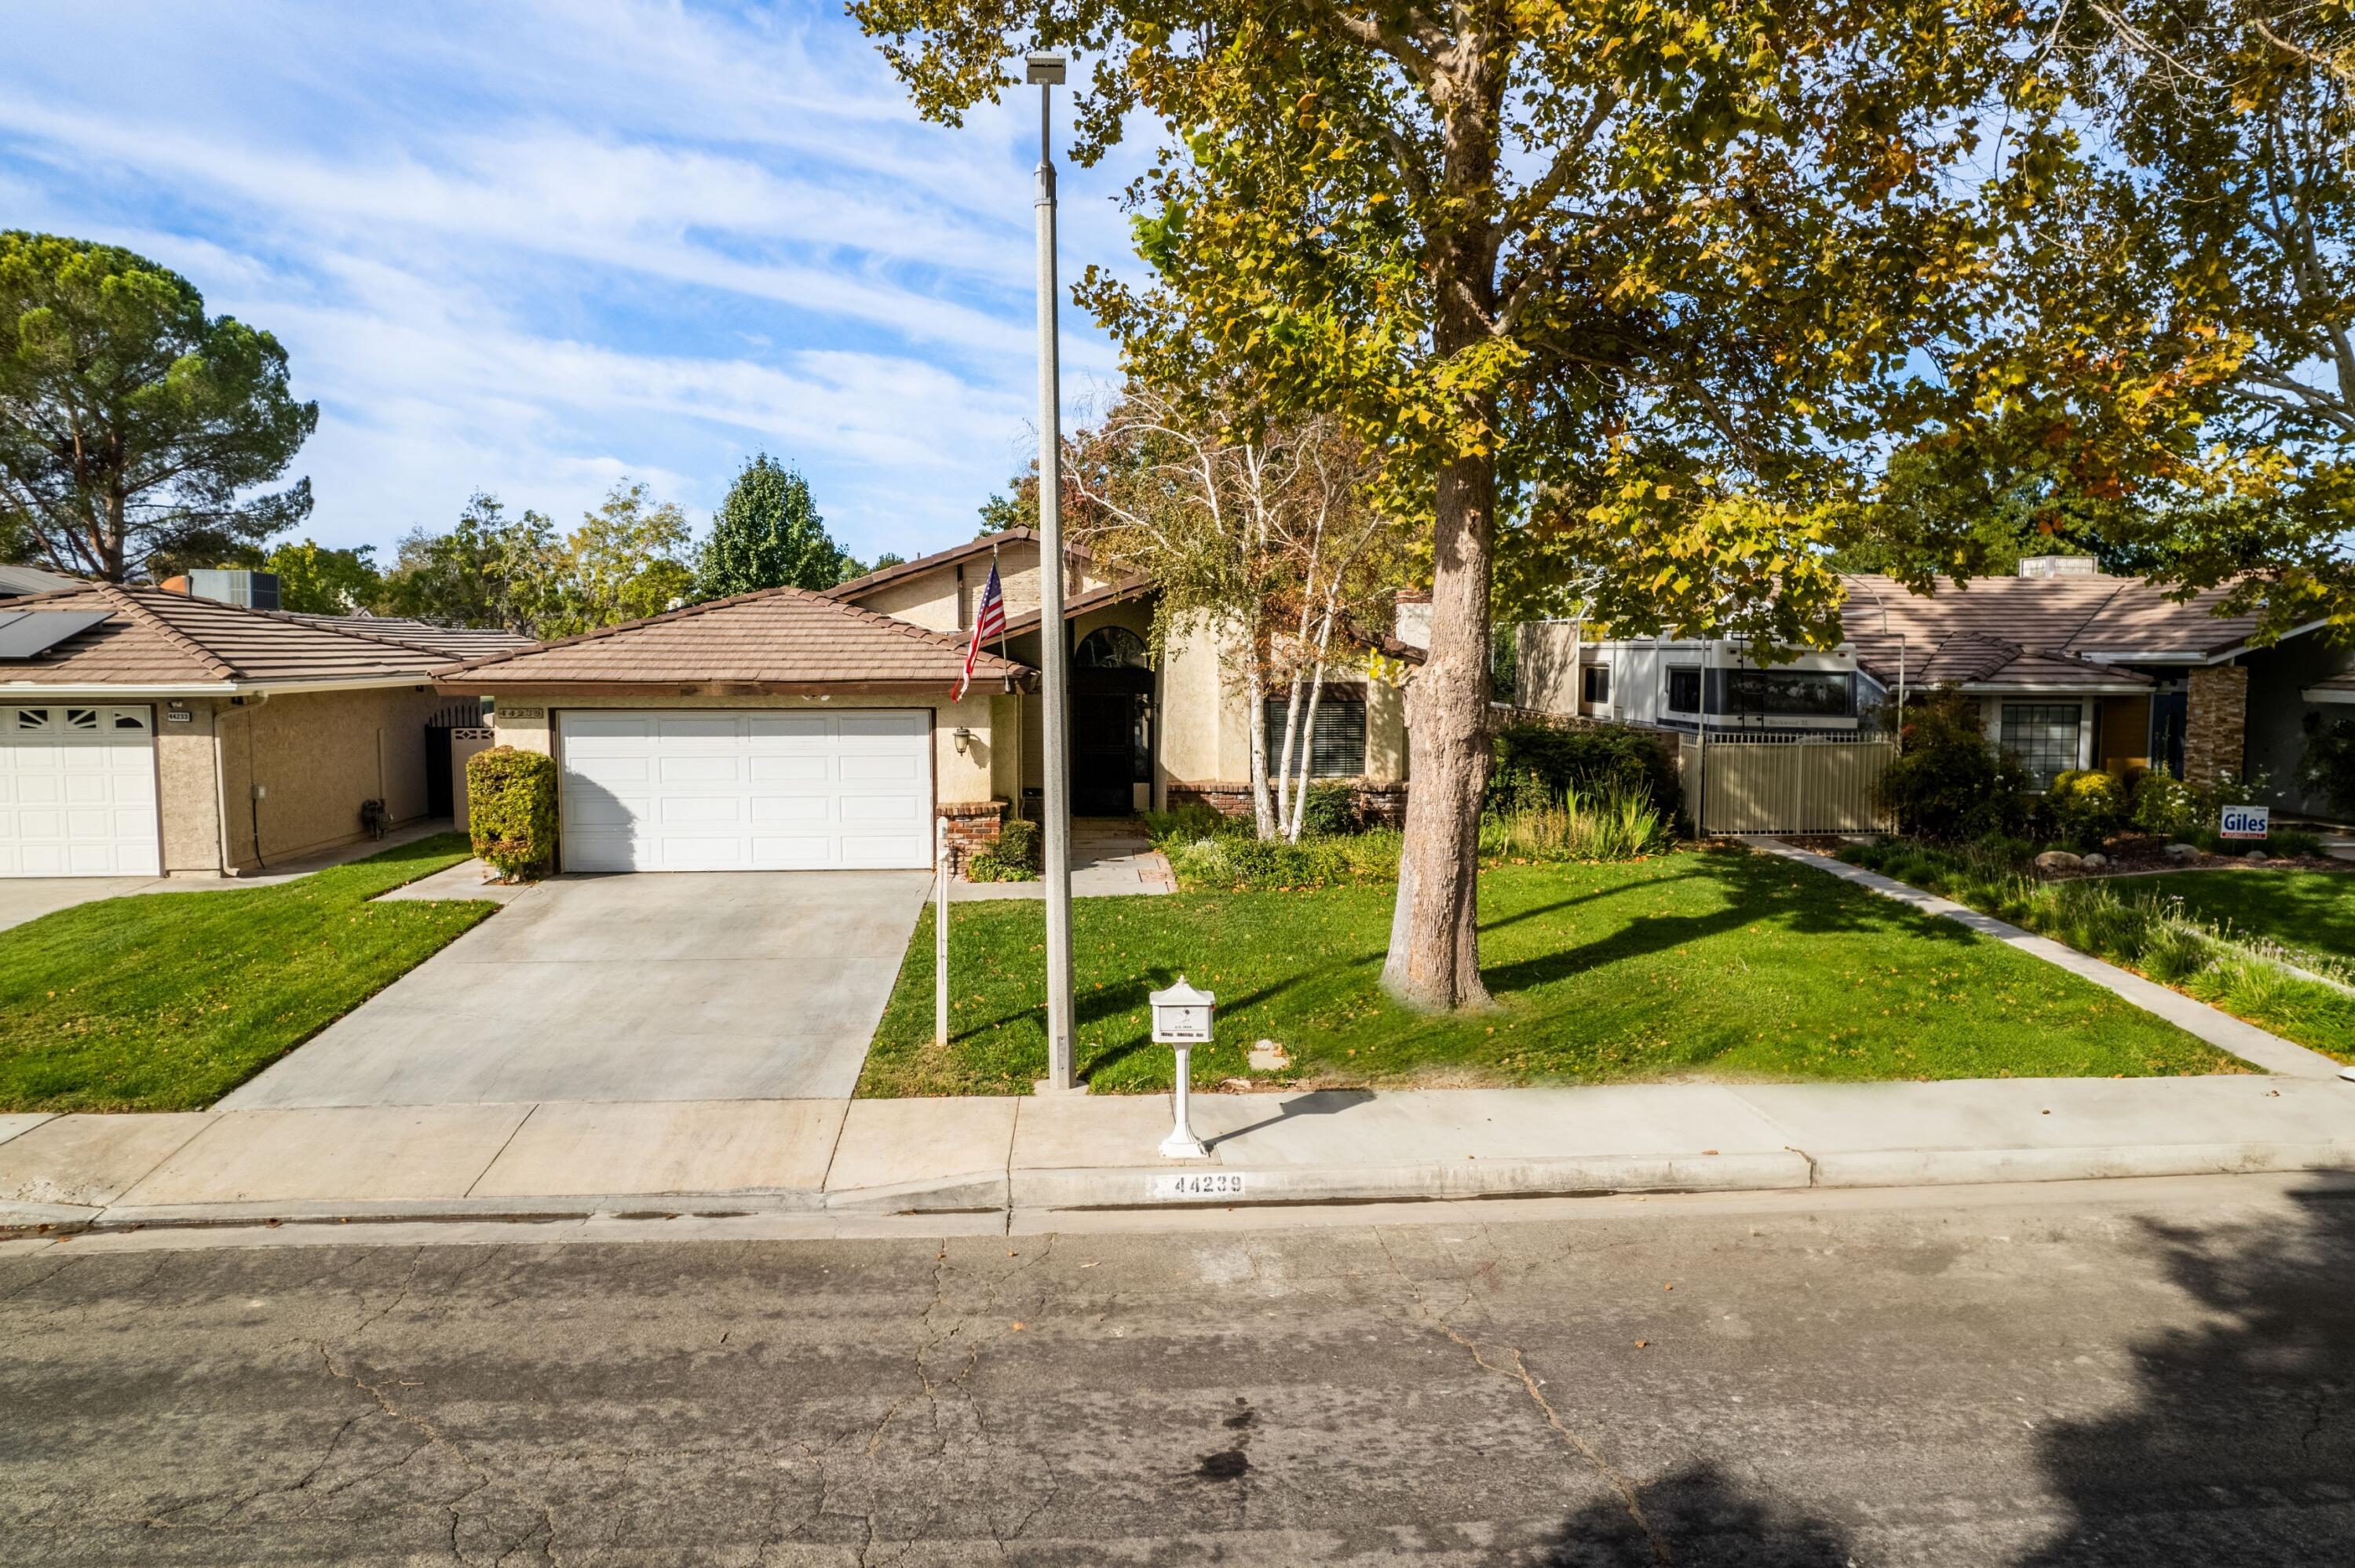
1373,1226 -> 1672,1566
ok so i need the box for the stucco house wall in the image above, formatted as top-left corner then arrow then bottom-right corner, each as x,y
155,700 -> 225,874
214,686 -> 449,871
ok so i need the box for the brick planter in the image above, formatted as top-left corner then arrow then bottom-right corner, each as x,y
937,799 -> 1007,878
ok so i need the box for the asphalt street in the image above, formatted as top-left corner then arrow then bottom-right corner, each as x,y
3,1174 -> 2351,1566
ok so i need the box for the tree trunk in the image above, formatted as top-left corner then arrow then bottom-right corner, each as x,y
1287,659 -> 1329,843
1379,51 -> 1504,1012
1380,450 -> 1495,1009
1244,647 -> 1278,839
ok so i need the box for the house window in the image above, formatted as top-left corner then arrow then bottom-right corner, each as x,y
1667,668 -> 1702,714
2001,702 -> 2083,789
1580,665 -> 1609,704
1264,694 -> 1367,778
1725,669 -> 1853,718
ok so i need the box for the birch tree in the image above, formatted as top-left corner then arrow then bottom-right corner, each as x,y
1064,388 -> 1401,840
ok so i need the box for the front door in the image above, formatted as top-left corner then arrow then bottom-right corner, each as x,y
1072,691 -> 1141,816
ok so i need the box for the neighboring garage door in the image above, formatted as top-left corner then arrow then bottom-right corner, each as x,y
557,709 -> 933,873
1,704 -> 162,877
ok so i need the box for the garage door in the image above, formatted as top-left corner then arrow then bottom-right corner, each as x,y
557,709 -> 933,873
1,705 -> 162,877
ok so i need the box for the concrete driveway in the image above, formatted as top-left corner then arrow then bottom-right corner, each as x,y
219,870 -> 931,1109
0,877 -> 162,933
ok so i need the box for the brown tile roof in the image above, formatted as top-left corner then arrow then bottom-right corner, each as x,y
999,575 -> 1156,637
1837,573 -> 2265,691
284,613 -> 536,659
0,584 -> 463,687
440,584 -> 1033,690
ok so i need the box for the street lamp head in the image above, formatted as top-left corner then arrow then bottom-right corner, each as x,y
1023,52 -> 1066,85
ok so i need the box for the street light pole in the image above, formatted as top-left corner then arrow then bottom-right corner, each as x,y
1026,51 -> 1078,1092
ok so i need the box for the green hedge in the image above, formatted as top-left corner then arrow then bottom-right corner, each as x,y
1164,829 -> 1402,891
1491,722 -> 1681,824
468,746 -> 557,881
967,817 -> 1040,882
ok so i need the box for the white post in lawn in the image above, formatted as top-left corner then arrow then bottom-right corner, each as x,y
934,814 -> 950,1048
1027,49 -> 1079,1092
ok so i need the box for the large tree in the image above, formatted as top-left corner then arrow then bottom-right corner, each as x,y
382,493 -> 560,634
542,480 -> 697,637
0,232 -> 316,582
265,538 -> 386,615
855,0 -> 2034,1008
696,454 -> 849,596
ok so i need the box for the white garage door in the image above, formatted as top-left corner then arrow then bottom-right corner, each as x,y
557,709 -> 933,873
0,705 -> 162,877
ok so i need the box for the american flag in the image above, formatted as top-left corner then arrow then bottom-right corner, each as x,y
952,560 -> 1007,700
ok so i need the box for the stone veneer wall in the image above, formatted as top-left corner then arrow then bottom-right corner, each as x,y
938,798 -> 1007,877
2184,665 -> 2249,787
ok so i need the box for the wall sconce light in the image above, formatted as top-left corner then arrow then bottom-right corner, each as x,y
953,726 -> 975,755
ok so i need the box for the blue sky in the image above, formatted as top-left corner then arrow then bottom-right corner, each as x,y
0,0 -> 1137,567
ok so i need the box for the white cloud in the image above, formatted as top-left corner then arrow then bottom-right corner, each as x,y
0,0 -> 1152,562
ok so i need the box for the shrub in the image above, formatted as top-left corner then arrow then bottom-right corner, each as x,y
2039,769 -> 2128,850
1480,782 -> 1669,862
467,746 -> 557,881
1141,803 -> 1249,847
1491,721 -> 1681,823
1164,827 -> 1401,890
2300,715 -> 2355,819
1297,781 -> 1365,837
966,817 -> 1042,882
1875,688 -> 2028,841
993,818 -> 1039,868
2129,770 -> 2202,839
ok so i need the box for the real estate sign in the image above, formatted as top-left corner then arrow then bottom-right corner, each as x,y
2219,804 -> 2270,841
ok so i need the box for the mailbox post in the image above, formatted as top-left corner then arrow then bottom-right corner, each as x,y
1149,976 -> 1214,1160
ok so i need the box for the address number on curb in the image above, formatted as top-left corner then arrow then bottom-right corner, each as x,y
1150,1172 -> 1249,1200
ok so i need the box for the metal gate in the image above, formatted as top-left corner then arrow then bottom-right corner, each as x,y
1683,731 -> 1896,836
424,698 -> 489,819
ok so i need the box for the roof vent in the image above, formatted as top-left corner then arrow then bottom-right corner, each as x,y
2017,556 -> 2098,578
175,569 -> 283,610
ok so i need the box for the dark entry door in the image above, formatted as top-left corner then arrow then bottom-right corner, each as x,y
1073,691 -> 1140,816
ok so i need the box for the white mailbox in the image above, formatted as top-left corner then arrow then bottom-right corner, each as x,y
1149,977 -> 1215,1045
1149,976 -> 1215,1161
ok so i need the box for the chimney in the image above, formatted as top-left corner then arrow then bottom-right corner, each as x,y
1393,589 -> 1432,651
178,569 -> 283,610
2017,556 -> 2098,579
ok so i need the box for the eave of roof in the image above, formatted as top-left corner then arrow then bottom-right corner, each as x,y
997,575 -> 1156,637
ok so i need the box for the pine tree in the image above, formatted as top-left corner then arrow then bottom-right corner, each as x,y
696,454 -> 845,598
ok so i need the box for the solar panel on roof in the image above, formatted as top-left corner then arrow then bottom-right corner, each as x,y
0,609 -> 113,658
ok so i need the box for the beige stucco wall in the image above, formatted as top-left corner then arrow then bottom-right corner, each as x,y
151,699 -> 224,873
487,690 -> 1002,811
215,685 -> 448,871
844,537 -> 1119,637
1516,622 -> 1582,716
1156,613 -> 1409,789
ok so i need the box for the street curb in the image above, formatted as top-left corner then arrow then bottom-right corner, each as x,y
14,1140 -> 2355,1235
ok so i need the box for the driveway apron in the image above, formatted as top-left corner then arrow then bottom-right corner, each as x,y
218,871 -> 931,1108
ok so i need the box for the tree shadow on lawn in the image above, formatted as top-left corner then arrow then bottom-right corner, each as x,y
1480,848 -> 1973,1001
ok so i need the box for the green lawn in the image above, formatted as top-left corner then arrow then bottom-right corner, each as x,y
0,834 -> 495,1113
2134,868 -> 2355,965
860,848 -> 2243,1096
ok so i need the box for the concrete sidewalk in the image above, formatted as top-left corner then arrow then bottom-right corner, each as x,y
4,1074 -> 2350,1234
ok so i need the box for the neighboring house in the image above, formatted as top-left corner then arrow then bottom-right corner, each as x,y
1,577 -> 529,878
0,563 -> 82,599
827,527 -> 1411,821
1520,556 -> 2355,811
433,529 -> 1418,876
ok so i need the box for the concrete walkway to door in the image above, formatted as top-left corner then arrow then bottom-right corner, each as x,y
219,870 -> 932,1109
